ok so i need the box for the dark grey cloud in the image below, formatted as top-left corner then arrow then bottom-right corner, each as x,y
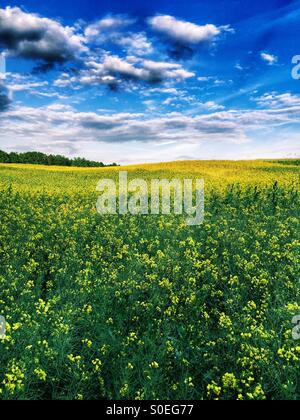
0,7 -> 86,65
0,84 -> 10,112
81,119 -> 122,130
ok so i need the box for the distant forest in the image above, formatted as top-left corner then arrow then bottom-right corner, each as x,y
0,150 -> 118,168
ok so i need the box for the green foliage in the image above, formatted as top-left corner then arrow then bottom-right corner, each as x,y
273,160 -> 300,166
0,149 -> 118,168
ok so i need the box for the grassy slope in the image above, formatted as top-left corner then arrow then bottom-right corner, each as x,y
0,160 -> 299,194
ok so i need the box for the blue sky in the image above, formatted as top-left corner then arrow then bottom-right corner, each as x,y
0,0 -> 300,163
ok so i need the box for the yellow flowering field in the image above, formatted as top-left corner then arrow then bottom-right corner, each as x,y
0,160 -> 299,400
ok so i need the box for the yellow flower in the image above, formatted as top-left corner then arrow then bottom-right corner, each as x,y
34,368 -> 47,382
82,339 -> 93,348
184,377 -> 194,388
149,361 -> 159,369
207,381 -> 222,398
92,359 -> 102,372
120,383 -> 129,397
67,354 -> 81,364
222,373 -> 238,390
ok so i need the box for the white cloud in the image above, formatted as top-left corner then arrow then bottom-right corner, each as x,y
0,105 -> 247,149
148,15 -> 231,44
198,76 -> 213,82
100,55 -> 195,83
255,92 -> 300,108
3,73 -> 69,99
214,79 -> 226,86
8,81 -> 48,92
202,101 -> 225,111
261,52 -> 278,65
54,55 -> 195,88
85,15 -> 153,57
235,62 -> 244,71
3,92 -> 300,152
116,33 -> 153,56
84,15 -> 135,41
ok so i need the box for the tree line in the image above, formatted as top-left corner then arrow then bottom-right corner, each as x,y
0,150 -> 119,168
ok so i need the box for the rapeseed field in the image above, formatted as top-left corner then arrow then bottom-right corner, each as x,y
0,160 -> 299,400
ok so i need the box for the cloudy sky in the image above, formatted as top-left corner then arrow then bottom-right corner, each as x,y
0,0 -> 300,164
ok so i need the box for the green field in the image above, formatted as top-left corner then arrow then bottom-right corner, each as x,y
0,160 -> 299,400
